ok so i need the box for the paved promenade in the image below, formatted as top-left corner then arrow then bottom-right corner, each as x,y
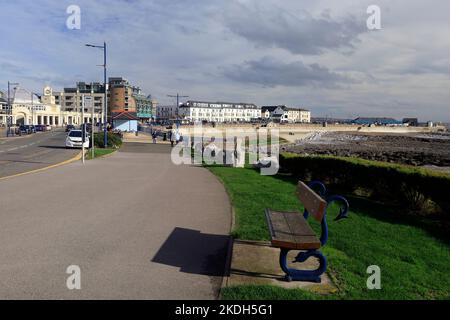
0,143 -> 231,299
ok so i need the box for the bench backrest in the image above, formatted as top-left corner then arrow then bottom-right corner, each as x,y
296,181 -> 327,222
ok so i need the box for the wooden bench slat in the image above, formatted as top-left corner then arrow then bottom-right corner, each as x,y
297,181 -> 327,222
266,210 -> 295,245
265,210 -> 321,250
283,211 -> 316,237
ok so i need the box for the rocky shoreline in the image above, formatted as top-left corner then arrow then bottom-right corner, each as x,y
283,132 -> 450,168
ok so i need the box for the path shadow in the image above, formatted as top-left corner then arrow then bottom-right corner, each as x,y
151,227 -> 231,276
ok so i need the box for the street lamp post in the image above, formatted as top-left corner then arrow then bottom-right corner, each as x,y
31,92 -> 34,125
167,93 -> 189,127
7,81 -> 19,137
86,42 -> 108,148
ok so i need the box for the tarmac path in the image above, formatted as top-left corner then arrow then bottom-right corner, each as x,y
0,142 -> 231,299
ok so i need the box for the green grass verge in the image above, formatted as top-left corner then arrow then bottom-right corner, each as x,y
86,148 -> 116,160
208,166 -> 450,300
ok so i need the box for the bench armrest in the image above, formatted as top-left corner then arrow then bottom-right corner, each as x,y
320,195 -> 350,246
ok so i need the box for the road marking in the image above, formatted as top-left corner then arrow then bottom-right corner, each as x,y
0,132 -> 62,153
0,151 -> 82,181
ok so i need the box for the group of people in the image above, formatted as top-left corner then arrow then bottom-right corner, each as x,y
149,126 -> 182,147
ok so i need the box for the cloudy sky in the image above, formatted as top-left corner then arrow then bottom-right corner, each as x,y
1,0 -> 450,121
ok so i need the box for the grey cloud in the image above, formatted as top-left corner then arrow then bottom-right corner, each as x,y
222,57 -> 354,88
223,3 -> 366,55
394,63 -> 450,76
1,62 -> 27,75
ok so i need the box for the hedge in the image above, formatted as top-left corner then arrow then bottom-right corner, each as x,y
280,153 -> 450,218
93,132 -> 123,149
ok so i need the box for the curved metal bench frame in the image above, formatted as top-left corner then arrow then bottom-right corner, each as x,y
279,181 -> 349,283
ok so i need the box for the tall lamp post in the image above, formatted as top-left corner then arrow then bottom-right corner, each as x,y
31,92 -> 34,126
7,81 -> 19,137
167,93 -> 188,127
85,42 -> 108,148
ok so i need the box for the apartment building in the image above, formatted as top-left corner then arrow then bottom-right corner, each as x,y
178,101 -> 261,123
262,105 -> 311,123
109,77 -> 154,121
53,82 -> 105,114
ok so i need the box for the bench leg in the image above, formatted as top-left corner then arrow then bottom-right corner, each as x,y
279,248 -> 327,283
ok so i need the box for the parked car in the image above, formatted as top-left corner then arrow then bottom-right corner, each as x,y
65,130 -> 89,149
65,124 -> 76,132
18,125 -> 28,135
35,124 -> 45,132
45,125 -> 52,131
18,125 -> 35,134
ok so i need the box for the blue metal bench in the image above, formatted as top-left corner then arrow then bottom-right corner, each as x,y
265,181 -> 349,283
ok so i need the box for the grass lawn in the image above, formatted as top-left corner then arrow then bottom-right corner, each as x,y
86,148 -> 117,160
208,165 -> 450,300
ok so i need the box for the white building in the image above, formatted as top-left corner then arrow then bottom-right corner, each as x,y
262,105 -> 311,123
179,101 -> 261,123
0,86 -> 102,126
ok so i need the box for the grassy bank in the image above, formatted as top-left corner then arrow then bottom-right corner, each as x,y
86,148 -> 116,160
208,165 -> 450,300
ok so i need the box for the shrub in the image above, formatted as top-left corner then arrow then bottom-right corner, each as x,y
280,153 -> 450,218
94,132 -> 123,148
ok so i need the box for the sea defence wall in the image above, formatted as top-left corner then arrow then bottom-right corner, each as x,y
173,124 -> 446,141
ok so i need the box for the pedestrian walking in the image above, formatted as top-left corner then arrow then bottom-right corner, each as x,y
152,130 -> 157,144
170,126 -> 176,147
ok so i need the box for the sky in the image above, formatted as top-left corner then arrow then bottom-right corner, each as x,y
1,0 -> 450,122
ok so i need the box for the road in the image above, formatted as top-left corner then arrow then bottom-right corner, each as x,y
0,142 -> 231,299
0,129 -> 80,178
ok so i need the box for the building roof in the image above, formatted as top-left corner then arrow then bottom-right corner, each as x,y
352,117 -> 402,125
261,106 -> 280,112
133,94 -> 153,102
63,82 -> 105,94
184,100 -> 259,109
402,118 -> 418,122
10,87 -> 41,104
285,107 -> 310,112
262,105 -> 310,112
311,117 -> 352,124
112,111 -> 139,120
